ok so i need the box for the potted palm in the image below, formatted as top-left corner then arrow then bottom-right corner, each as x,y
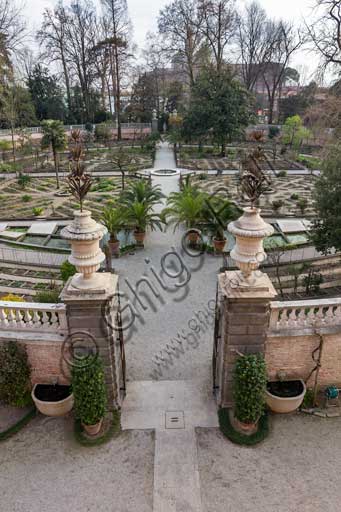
233,354 -> 267,434
163,181 -> 205,241
202,197 -> 240,253
71,356 -> 107,436
125,201 -> 163,244
101,203 -> 126,257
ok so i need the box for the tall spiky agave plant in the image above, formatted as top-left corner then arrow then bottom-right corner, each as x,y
241,147 -> 271,209
67,130 -> 92,212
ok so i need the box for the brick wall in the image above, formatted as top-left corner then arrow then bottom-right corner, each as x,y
266,333 -> 341,388
0,337 -> 70,385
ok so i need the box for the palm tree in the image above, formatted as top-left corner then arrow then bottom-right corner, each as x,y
120,180 -> 164,207
201,196 -> 241,252
101,203 -> 127,256
41,120 -> 67,189
162,181 -> 206,231
125,201 -> 164,244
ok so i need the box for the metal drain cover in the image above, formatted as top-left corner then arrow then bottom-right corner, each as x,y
165,411 -> 185,429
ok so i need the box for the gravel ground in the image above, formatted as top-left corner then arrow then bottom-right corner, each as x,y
197,413 -> 341,512
0,414 -> 154,512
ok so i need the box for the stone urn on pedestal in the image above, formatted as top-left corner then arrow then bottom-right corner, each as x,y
228,207 -> 274,290
61,210 -> 107,290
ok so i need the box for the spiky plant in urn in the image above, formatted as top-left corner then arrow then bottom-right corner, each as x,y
61,130 -> 107,290
228,147 -> 274,288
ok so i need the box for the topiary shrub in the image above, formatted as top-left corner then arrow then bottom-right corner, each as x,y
60,260 -> 76,283
277,170 -> 287,177
0,341 -> 32,407
22,194 -> 32,203
233,354 -> 267,425
272,199 -> 284,212
71,356 -> 107,426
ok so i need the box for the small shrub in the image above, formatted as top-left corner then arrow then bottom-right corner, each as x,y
35,289 -> 61,303
269,126 -> 280,139
60,261 -> 77,282
277,170 -> 287,177
22,194 -> 32,203
95,123 -> 111,142
198,173 -> 207,180
0,341 -> 31,407
233,354 -> 267,425
272,199 -> 284,212
0,163 -> 14,173
32,207 -> 44,216
17,173 -> 31,189
297,197 -> 309,214
290,193 -> 299,200
72,356 -> 107,426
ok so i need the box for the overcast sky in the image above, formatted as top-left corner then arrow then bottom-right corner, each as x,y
25,0 -> 320,82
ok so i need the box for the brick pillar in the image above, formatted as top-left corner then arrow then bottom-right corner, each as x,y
60,273 -> 124,409
215,270 -> 277,408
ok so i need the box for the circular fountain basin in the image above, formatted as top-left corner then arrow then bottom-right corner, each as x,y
151,169 -> 180,177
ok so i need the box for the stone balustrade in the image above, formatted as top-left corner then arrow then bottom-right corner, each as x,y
0,301 -> 68,335
269,298 -> 341,333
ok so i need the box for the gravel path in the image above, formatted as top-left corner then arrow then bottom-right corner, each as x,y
197,414 -> 341,512
114,143 -> 221,384
0,414 -> 154,512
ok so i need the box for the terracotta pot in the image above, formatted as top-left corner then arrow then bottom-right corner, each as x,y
134,231 -> 146,244
213,237 -> 226,253
234,416 -> 258,435
109,239 -> 120,257
82,418 -> 103,436
32,384 -> 74,417
265,380 -> 306,414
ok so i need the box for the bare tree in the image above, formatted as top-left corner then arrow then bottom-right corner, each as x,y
236,1 -> 268,91
306,0 -> 341,72
0,0 -> 26,54
198,0 -> 237,72
37,3 -> 72,113
158,0 -> 204,86
64,0 -> 98,120
261,21 -> 303,124
101,0 -> 132,141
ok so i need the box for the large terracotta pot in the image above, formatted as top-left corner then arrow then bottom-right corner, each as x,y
32,384 -> 74,417
134,231 -> 146,244
213,237 -> 226,253
109,239 -> 120,257
82,418 -> 103,436
266,380 -> 306,414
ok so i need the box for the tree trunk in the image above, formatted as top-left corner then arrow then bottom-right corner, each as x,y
113,44 -> 122,141
121,170 -> 125,190
52,145 -> 60,189
220,142 -> 226,158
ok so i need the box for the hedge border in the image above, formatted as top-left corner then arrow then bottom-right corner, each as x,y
74,410 -> 121,447
0,407 -> 36,442
218,408 -> 269,446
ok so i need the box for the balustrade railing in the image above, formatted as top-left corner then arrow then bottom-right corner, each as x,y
0,302 -> 68,335
270,298 -> 341,332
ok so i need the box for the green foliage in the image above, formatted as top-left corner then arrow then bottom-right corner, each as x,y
218,408 -> 269,446
60,261 -> 76,283
41,119 -> 67,152
313,145 -> 341,253
297,155 -> 322,170
163,182 -> 206,230
277,170 -> 287,177
268,126 -> 280,139
32,207 -> 44,216
290,193 -> 299,200
233,354 -> 267,424
71,356 -> 107,426
120,180 -> 164,207
183,67 -> 252,154
35,289 -> 61,303
95,123 -> 112,142
272,199 -> 284,212
282,115 -> 312,150
297,197 -> 308,214
125,201 -> 164,233
17,173 -> 31,189
302,388 -> 314,409
101,204 -> 127,241
27,64 -> 67,122
21,194 -> 32,203
0,341 -> 32,407
201,196 -> 241,240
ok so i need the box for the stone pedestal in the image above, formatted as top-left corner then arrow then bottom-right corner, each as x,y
60,273 -> 125,409
215,271 -> 277,407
